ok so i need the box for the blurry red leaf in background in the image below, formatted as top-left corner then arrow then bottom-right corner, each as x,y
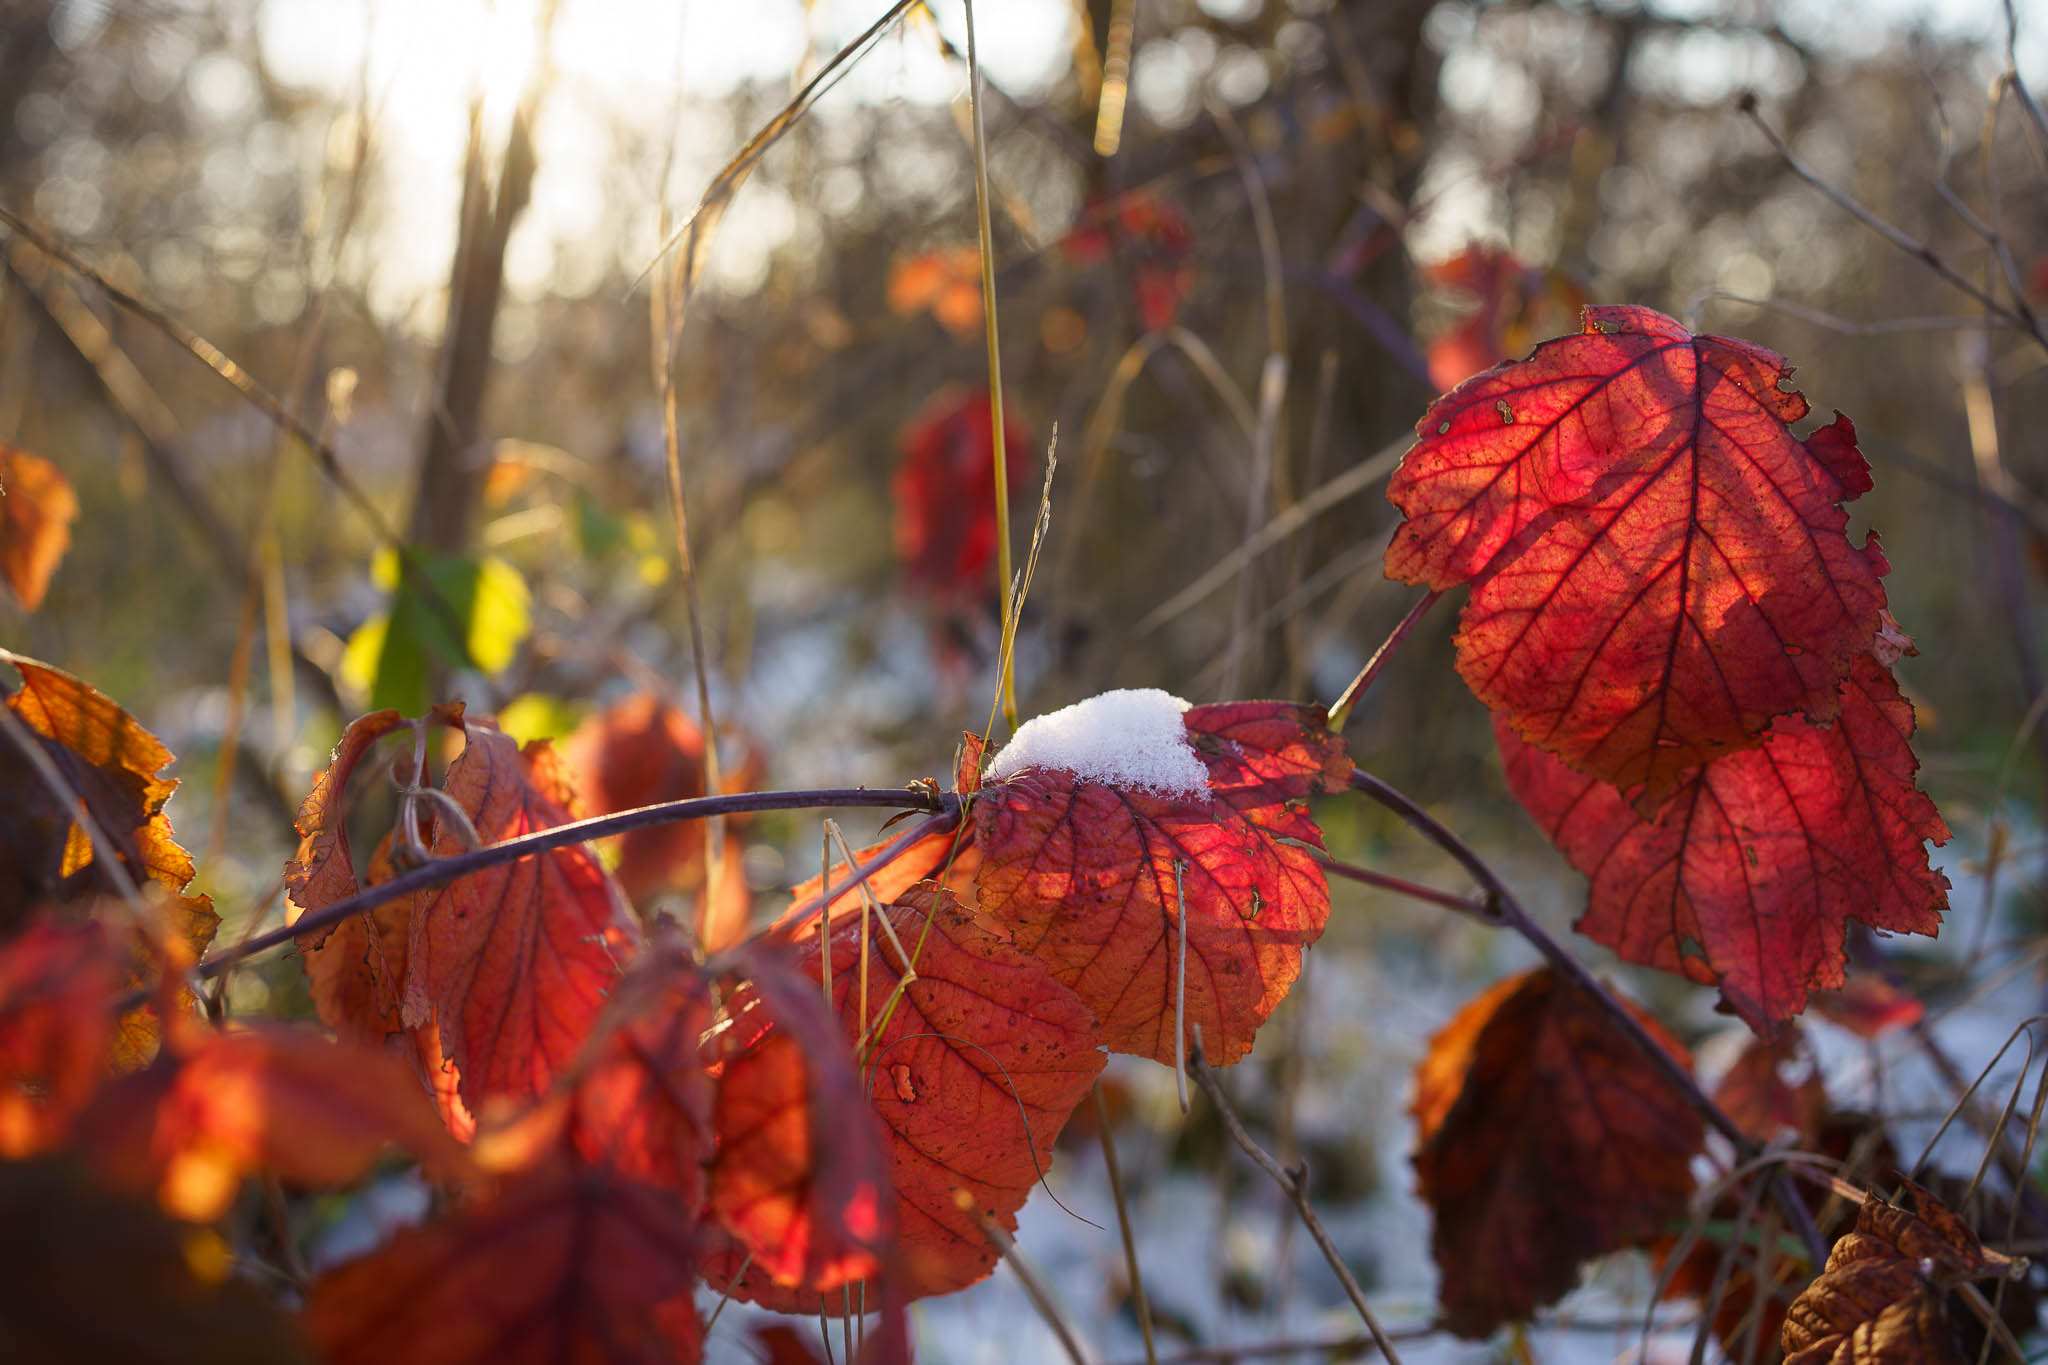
779,884 -> 1103,1303
70,1024 -> 469,1223
1420,245 -> 1588,392
1064,193 -> 1196,332
1385,305 -> 1889,800
401,724 -> 640,1116
1812,974 -> 1926,1038
1411,966 -> 1702,1337
893,386 -> 1031,604
700,946 -> 895,1303
0,444 -> 78,611
304,1163 -> 702,1365
1498,654 -> 1947,1033
0,919 -> 117,1156
886,245 -> 983,341
975,700 -> 1346,1066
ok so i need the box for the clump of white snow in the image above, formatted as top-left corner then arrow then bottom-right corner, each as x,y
986,688 -> 1210,799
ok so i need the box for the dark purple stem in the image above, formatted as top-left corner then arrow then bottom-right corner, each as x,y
1327,589 -> 1441,732
196,787 -> 956,983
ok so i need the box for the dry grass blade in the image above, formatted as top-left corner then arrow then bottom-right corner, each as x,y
1093,0 -> 1137,156
635,0 -> 921,297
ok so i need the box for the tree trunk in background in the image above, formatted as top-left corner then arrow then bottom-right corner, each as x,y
404,97 -> 541,556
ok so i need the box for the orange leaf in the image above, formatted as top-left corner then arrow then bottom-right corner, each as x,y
70,1023 -> 470,1222
0,918 -> 118,1156
0,444 -> 78,610
559,692 -> 726,909
1782,1182 -> 2018,1365
701,946 -> 895,1300
402,725 -> 640,1115
0,1156 -> 311,1363
304,1163 -> 701,1365
1412,967 -> 1703,1337
974,698 -> 1346,1065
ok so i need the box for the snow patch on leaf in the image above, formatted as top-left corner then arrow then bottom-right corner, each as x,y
988,688 -> 1208,799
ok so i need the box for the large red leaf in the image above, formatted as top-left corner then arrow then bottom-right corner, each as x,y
402,725 -> 640,1115
1412,966 -> 1703,1338
1499,653 -> 1948,1033
70,1023 -> 469,1222
975,698 -> 1346,1065
304,1163 -> 701,1365
0,444 -> 78,611
1385,304 -> 1888,798
747,884 -> 1103,1307
701,946 -> 895,1301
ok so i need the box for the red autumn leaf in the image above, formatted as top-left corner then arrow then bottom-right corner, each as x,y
0,444 -> 79,611
69,1023 -> 470,1222
700,945 -> 895,1302
886,245 -> 983,341
751,883 -> 1103,1307
402,725 -> 641,1116
1064,193 -> 1196,331
1499,653 -> 1948,1033
1412,966 -> 1703,1338
0,1156 -> 312,1364
974,696 -> 1347,1066
560,943 -> 718,1212
557,691 -> 763,936
1420,245 -> 1588,392
0,918 -> 118,1156
304,1163 -> 702,1365
1385,304 -> 1889,799
1781,1181 -> 2019,1365
894,386 -> 1032,603
1812,974 -> 1926,1039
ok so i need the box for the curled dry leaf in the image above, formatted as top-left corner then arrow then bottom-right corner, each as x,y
0,1156 -> 312,1364
699,945 -> 895,1304
1499,653 -> 1947,1033
975,700 -> 1346,1066
402,725 -> 640,1116
304,1163 -> 702,1365
750,883 -> 1102,1308
1385,304 -> 1888,801
0,918 -> 117,1156
1412,966 -> 1703,1338
1781,1181 -> 2021,1365
0,444 -> 79,611
69,1023 -> 470,1223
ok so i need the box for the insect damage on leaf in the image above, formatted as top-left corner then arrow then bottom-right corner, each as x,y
1385,304 -> 1889,801
975,697 -> 1346,1067
1411,966 -> 1703,1338
1498,652 -> 1947,1034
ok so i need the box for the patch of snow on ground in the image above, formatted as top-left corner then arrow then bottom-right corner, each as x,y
988,688 -> 1210,799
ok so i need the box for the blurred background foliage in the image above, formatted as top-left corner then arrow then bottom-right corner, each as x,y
1,0 -> 2046,1344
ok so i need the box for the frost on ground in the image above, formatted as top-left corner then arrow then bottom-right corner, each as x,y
987,687 -> 1211,799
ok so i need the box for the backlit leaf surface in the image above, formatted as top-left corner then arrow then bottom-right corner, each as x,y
1386,304 -> 1888,797
1498,654 -> 1947,1032
0,444 -> 78,611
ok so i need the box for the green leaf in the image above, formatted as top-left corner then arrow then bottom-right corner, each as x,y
339,552 -> 532,716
